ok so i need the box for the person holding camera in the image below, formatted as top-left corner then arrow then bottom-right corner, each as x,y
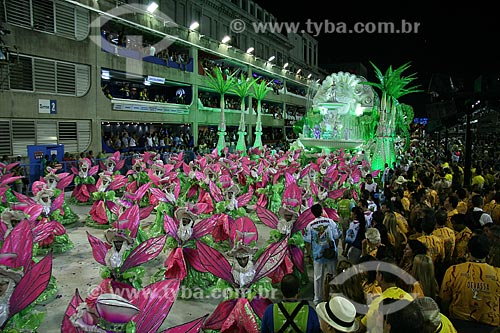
303,203 -> 342,306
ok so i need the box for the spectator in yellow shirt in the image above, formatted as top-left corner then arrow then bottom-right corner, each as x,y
433,208 -> 456,264
417,208 -> 445,265
439,234 -> 500,329
471,167 -> 485,191
444,195 -> 460,229
455,188 -> 468,215
358,259 -> 413,333
358,255 -> 382,305
484,191 -> 500,225
450,213 -> 473,265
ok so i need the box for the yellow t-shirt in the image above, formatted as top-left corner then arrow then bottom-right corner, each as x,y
440,262 -> 500,326
401,197 -> 411,213
452,227 -> 472,264
394,212 -> 409,235
432,227 -> 456,263
418,234 -> 445,264
440,313 -> 458,333
361,286 -> 413,331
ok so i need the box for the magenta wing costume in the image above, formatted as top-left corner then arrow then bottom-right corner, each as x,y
162,212 -> 219,281
255,205 -> 308,284
14,191 -> 74,255
197,238 -> 288,333
0,219 -> 33,271
87,228 -> 166,289
88,231 -> 166,274
1,253 -> 53,331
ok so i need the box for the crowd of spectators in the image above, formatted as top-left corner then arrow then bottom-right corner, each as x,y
284,105 -> 306,120
315,128 -> 500,333
199,56 -> 247,77
251,100 -> 283,118
102,125 -> 194,155
102,81 -> 190,105
198,92 -> 242,110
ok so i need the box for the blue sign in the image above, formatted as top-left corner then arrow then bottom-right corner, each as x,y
50,100 -> 57,114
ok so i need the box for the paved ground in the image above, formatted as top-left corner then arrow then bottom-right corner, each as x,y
34,194 -> 316,332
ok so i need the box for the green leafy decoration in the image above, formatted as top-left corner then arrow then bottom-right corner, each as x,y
231,74 -> 256,153
231,74 -> 256,104
202,66 -> 238,96
251,79 -> 272,102
203,66 -> 238,152
362,61 -> 423,112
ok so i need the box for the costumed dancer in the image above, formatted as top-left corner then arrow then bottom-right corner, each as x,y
148,160 -> 182,237
115,182 -> 154,243
150,206 -> 220,295
86,217 -> 166,290
99,151 -> 125,197
15,187 -> 74,255
209,180 -> 253,218
38,167 -> 79,226
85,171 -> 127,229
196,237 -> 288,333
125,152 -> 153,208
69,158 -> 98,205
256,179 -> 311,286
1,212 -> 59,305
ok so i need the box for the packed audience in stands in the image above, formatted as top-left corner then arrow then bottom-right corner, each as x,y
102,81 -> 190,105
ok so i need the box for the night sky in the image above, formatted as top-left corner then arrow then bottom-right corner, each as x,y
251,2 -> 500,116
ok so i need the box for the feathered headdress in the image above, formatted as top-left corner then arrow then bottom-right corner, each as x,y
104,228 -> 134,245
226,239 -> 257,258
34,188 -> 54,202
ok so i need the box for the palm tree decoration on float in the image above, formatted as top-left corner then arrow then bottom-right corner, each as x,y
251,79 -> 272,149
203,66 -> 238,154
362,61 -> 422,171
231,74 -> 256,154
